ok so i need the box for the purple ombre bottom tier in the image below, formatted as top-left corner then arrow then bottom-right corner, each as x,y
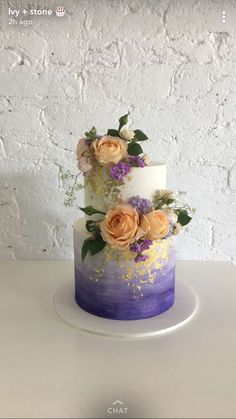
74,230 -> 176,320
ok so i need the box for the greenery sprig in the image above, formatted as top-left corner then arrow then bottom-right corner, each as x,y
61,171 -> 84,207
79,205 -> 106,216
119,112 -> 130,131
80,206 -> 107,261
84,126 -> 97,140
154,193 -> 175,209
107,112 -> 148,156
127,142 -> 143,156
175,208 -> 193,226
81,235 -> 106,261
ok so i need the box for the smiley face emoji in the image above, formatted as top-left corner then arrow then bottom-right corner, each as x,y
55,7 -> 65,17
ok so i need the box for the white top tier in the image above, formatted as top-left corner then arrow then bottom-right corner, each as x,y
84,162 -> 166,214
119,162 -> 166,201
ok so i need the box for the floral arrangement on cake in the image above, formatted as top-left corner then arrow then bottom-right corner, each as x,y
76,112 -> 150,178
63,113 -> 193,262
62,112 -> 150,207
80,190 -> 192,262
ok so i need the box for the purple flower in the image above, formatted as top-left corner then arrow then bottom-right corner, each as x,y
130,242 -> 143,253
140,238 -> 153,251
135,254 -> 148,263
128,155 -> 145,167
130,239 -> 152,254
110,162 -> 131,181
130,238 -> 153,263
128,195 -> 153,214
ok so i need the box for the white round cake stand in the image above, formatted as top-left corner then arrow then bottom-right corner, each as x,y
53,280 -> 198,340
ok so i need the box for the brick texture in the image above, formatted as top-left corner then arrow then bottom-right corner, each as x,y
0,0 -> 236,263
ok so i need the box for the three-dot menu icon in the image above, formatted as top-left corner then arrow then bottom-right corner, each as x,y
222,10 -> 226,23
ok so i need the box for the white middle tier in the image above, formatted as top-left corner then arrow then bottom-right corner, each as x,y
85,162 -> 166,213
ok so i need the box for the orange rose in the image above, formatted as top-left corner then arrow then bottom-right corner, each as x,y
100,204 -> 145,250
140,210 -> 169,240
91,136 -> 127,165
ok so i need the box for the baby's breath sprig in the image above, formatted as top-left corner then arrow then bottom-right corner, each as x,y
61,170 -> 84,207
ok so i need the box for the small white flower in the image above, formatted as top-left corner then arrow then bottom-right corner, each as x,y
165,209 -> 178,224
173,222 -> 182,235
142,153 -> 151,165
119,128 -> 135,141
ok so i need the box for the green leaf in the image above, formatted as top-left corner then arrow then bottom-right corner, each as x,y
177,210 -> 192,226
107,129 -> 120,137
81,235 -> 106,261
90,235 -> 106,255
127,142 -> 143,156
134,129 -> 148,141
118,112 -> 130,131
86,220 -> 98,233
81,238 -> 92,262
164,198 -> 175,206
85,126 -> 97,140
80,206 -> 106,216
154,201 -> 165,210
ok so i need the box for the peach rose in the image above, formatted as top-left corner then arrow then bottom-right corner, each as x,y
140,210 -> 169,240
100,204 -> 145,250
91,136 -> 127,165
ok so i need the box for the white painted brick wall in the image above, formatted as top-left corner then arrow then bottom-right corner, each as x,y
0,0 -> 236,262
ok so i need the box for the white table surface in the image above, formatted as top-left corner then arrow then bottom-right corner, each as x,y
0,260 -> 236,419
